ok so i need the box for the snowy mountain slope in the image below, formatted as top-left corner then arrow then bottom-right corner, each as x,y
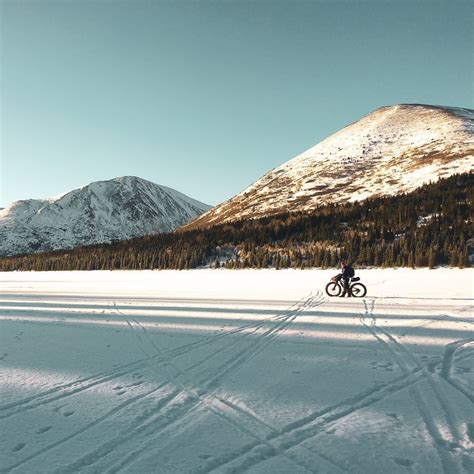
0,176 -> 211,256
185,104 -> 473,229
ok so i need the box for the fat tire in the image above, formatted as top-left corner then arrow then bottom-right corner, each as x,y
325,281 -> 341,297
351,282 -> 367,298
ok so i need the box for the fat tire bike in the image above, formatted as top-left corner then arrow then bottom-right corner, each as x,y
325,277 -> 367,297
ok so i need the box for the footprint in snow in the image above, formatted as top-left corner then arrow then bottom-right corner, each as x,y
115,390 -> 126,396
113,386 -> 123,390
12,443 -> 26,452
37,426 -> 52,434
394,457 -> 414,467
63,411 -> 75,417
292,371 -> 301,375
386,413 -> 399,420
199,454 -> 212,460
371,361 -> 395,371
0,353 -> 7,361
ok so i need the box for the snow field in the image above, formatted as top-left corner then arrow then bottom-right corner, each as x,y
0,269 -> 473,473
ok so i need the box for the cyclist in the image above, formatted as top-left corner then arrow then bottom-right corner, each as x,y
334,259 -> 355,297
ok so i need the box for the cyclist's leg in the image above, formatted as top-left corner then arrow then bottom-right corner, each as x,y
341,277 -> 349,297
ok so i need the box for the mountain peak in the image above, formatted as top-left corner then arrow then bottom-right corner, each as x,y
0,177 -> 211,256
185,103 -> 473,229
110,175 -> 148,184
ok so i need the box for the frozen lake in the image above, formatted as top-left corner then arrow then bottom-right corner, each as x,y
0,269 -> 473,473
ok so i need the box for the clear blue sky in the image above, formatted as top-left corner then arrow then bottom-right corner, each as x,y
1,0 -> 472,207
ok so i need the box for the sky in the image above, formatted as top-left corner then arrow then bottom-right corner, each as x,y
1,0 -> 472,208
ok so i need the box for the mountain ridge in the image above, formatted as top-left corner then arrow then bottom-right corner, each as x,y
1,173 -> 471,271
184,104 -> 473,229
0,176 -> 211,256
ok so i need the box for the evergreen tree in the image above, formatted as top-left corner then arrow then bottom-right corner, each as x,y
0,173 -> 471,272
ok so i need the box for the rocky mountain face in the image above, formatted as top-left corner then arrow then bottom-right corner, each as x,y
0,176 -> 211,256
184,104 -> 473,229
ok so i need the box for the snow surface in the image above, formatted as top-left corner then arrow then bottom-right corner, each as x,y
0,269 -> 473,473
0,176 -> 211,257
189,104 -> 474,228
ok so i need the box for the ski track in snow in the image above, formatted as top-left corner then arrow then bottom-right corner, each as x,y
0,269 -> 473,473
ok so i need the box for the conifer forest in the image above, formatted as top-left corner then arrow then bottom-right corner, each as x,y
1,173 -> 471,272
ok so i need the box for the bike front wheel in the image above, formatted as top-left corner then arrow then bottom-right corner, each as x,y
325,281 -> 341,297
351,282 -> 367,297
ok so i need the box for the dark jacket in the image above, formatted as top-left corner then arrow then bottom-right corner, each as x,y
340,264 -> 354,278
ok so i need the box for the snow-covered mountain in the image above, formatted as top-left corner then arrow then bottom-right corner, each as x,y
185,104 -> 473,229
0,176 -> 211,256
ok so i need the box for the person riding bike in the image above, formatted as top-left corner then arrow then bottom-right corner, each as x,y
333,260 -> 355,297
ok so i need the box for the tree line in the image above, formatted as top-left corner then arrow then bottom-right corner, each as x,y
0,173 -> 472,271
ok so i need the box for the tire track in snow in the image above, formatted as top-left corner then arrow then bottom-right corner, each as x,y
366,301 -> 474,450
101,293 -> 326,473
201,369 -> 427,473
197,293 -> 322,390
57,293 -> 326,474
440,339 -> 474,404
197,306 -> 473,473
0,299 -> 297,420
8,293 -> 468,474
4,293 -> 472,473
3,294 -> 318,472
114,300 -> 280,433
3,299 -> 308,472
203,353 -> 473,474
359,299 -> 468,474
51,385 -> 187,474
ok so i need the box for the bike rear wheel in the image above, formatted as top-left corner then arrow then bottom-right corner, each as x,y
351,282 -> 367,297
325,281 -> 341,297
